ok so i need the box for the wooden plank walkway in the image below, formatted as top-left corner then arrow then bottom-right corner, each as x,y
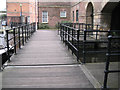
2,30 -> 93,88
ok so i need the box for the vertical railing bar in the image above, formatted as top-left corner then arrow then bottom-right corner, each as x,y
18,27 -> 21,49
103,35 -> 112,88
22,26 -> 24,46
83,30 -> 87,64
6,30 -> 10,62
13,28 -> 16,54
24,25 -> 27,42
68,27 -> 70,50
72,28 -> 74,54
77,29 -> 80,62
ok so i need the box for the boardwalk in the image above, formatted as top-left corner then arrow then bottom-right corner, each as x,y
2,30 -> 93,88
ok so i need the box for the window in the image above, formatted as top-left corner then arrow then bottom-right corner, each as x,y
42,11 -> 48,23
60,11 -> 66,17
73,11 -> 74,21
76,10 -> 78,21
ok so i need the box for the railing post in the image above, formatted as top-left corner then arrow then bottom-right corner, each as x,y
27,25 -> 29,40
58,22 -> 60,35
18,27 -> 21,49
77,29 -> 80,62
33,23 -> 36,32
28,24 -> 30,37
103,35 -> 112,88
22,26 -> 24,46
65,27 -> 67,45
31,24 -> 32,36
95,25 -> 99,40
6,30 -> 10,62
83,30 -> 87,63
60,24 -> 62,40
30,24 -> 31,37
72,28 -> 74,54
63,26 -> 65,42
25,25 -> 27,42
13,28 -> 16,54
31,23 -> 33,34
61,24 -> 62,41
68,27 -> 70,50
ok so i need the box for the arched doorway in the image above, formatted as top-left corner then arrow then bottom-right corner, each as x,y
86,2 -> 94,26
111,2 -> 120,30
101,2 -> 120,30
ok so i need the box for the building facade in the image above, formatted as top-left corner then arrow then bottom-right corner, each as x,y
38,2 -> 71,28
6,0 -> 120,29
71,0 -> 120,30
7,0 -> 37,26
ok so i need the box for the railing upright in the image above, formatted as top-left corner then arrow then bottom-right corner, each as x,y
22,26 -> 24,46
65,26 -> 67,46
13,28 -> 16,54
83,30 -> 87,63
18,27 -> 21,49
6,30 -> 10,62
72,28 -> 74,55
63,26 -> 65,42
25,25 -> 27,42
58,22 -> 60,35
103,34 -> 120,88
77,29 -> 80,62
68,27 -> 70,50
27,25 -> 29,40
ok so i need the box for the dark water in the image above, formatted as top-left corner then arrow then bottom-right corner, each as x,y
69,42 -> 120,63
78,48 -> 120,63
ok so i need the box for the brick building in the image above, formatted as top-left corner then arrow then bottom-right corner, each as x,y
38,2 -> 71,28
6,0 -> 120,29
7,0 -> 37,26
71,0 -> 120,30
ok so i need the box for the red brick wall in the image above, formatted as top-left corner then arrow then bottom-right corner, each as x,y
7,0 -> 36,25
39,7 -> 70,28
71,2 -> 87,24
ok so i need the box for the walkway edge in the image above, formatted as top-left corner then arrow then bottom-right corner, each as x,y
79,64 -> 102,88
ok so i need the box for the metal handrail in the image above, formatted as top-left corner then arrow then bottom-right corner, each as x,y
60,23 -> 80,62
59,23 -> 120,88
1,22 -> 36,68
103,35 -> 120,88
59,23 -> 120,64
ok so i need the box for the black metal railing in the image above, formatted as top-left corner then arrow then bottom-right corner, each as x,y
58,23 -> 101,35
59,23 -> 106,63
103,31 -> 120,88
59,23 -> 120,88
82,30 -> 109,63
1,22 -> 36,67
60,24 -> 80,61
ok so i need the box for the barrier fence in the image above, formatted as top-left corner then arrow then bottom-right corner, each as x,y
1,22 -> 36,68
103,32 -> 120,88
59,23 -> 120,88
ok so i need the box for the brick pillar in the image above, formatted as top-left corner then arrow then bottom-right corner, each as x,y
94,12 -> 112,30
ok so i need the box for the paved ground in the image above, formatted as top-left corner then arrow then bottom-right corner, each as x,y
2,30 -> 93,88
85,62 -> 120,88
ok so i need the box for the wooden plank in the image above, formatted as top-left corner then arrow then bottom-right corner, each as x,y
3,65 -> 93,88
2,30 -> 93,88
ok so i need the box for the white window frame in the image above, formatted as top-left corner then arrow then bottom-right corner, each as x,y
42,11 -> 48,23
60,11 -> 66,18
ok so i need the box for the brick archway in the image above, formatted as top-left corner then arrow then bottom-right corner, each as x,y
86,2 -> 94,25
111,2 -> 120,30
101,2 -> 120,30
